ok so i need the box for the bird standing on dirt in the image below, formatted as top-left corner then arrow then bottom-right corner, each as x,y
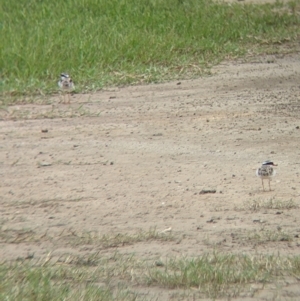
58,73 -> 75,104
256,160 -> 277,191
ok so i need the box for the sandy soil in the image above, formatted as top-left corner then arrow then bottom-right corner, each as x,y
1,52 -> 300,300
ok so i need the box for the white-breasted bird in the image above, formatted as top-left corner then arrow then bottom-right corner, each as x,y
256,160 -> 277,191
58,73 -> 75,103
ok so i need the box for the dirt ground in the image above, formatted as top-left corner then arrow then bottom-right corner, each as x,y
1,51 -> 300,300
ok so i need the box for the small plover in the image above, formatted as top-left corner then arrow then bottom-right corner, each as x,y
58,73 -> 75,103
256,160 -> 277,191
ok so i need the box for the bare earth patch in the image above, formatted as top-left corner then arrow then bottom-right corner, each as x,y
1,52 -> 300,300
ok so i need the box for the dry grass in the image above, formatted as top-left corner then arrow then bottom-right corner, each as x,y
59,228 -> 174,248
0,227 -> 174,249
238,198 -> 298,211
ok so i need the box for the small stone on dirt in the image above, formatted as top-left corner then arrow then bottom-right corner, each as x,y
200,189 -> 216,194
207,218 -> 217,223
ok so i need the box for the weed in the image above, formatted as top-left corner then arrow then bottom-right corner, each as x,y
60,227 -> 174,248
245,228 -> 293,243
238,198 -> 298,211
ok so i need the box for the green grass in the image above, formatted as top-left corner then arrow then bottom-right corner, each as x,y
0,262 -> 138,301
1,0 -> 300,99
2,252 -> 300,300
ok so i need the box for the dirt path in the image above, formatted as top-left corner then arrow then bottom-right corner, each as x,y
1,52 -> 300,299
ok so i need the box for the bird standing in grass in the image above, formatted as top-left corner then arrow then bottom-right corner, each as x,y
256,160 -> 277,191
58,73 -> 75,104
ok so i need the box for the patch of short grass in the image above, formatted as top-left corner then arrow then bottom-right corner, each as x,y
61,227 -> 174,248
2,252 -> 300,300
239,198 -> 298,211
245,228 -> 293,243
0,227 -> 174,250
0,261 -> 138,301
146,253 -> 300,298
1,0 -> 300,99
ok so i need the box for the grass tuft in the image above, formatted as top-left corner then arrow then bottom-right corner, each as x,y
245,228 -> 293,243
244,198 -> 298,211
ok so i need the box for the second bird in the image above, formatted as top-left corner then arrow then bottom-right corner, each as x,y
58,73 -> 75,104
256,160 -> 277,191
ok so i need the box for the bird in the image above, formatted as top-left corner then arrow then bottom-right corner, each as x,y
256,160 -> 277,191
58,73 -> 75,104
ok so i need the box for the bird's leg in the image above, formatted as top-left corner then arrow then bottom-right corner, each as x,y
62,93 -> 69,104
268,179 -> 271,191
58,92 -> 63,104
261,179 -> 265,191
67,93 -> 71,104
